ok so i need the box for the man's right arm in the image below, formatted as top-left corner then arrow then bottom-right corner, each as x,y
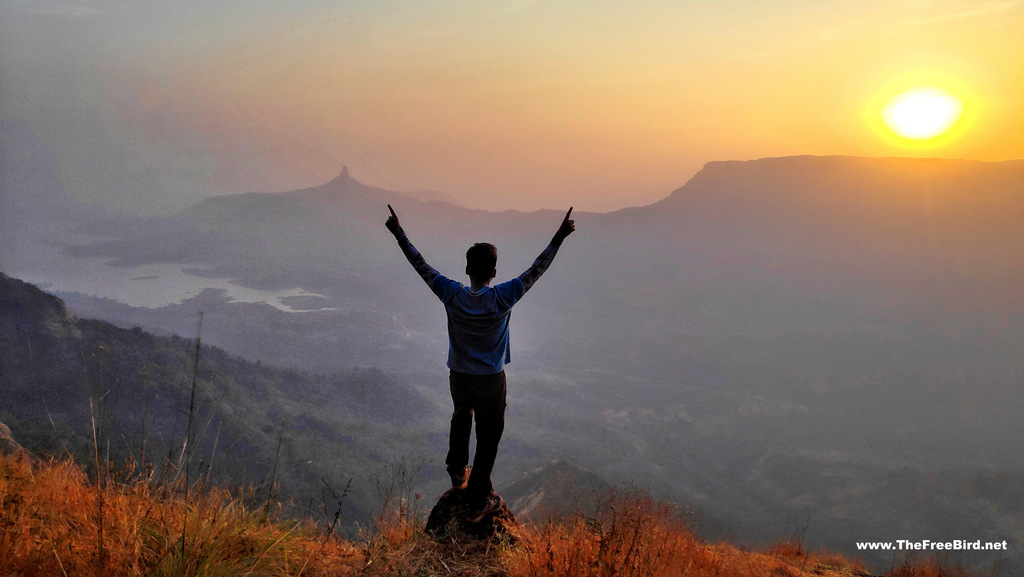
386,204 -> 440,286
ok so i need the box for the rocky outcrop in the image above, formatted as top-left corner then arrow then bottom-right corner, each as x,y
0,421 -> 29,458
424,489 -> 518,543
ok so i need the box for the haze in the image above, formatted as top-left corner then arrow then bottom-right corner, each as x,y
2,0 -> 1022,214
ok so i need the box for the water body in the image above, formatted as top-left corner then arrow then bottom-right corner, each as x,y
5,225 -> 327,312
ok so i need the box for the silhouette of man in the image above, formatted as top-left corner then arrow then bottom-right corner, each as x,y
385,204 -> 575,521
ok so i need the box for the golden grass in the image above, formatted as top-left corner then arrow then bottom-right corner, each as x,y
0,453 -> 980,577
885,559 -> 973,577
0,453 -> 359,576
504,489 -> 875,577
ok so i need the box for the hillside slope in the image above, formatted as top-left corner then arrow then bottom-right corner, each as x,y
0,272 -> 444,524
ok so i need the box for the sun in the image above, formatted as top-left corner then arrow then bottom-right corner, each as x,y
881,86 -> 963,140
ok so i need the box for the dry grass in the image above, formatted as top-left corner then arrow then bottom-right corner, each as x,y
0,453 -> 984,577
885,559 -> 973,577
0,453 -> 359,577
504,489 -> 875,577
506,489 -> 715,577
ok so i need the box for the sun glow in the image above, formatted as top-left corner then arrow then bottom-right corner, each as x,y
881,86 -> 963,140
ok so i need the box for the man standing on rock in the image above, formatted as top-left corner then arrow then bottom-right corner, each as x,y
385,204 -> 575,522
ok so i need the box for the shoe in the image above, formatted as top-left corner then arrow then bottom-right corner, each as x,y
466,494 -> 503,523
450,466 -> 470,490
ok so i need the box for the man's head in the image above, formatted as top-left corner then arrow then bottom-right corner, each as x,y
466,242 -> 497,285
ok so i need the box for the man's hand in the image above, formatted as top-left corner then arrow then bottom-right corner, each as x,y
554,207 -> 575,242
520,206 -> 574,290
385,204 -> 401,235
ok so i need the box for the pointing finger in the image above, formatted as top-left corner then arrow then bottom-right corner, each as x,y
388,204 -> 397,219
564,207 -> 573,220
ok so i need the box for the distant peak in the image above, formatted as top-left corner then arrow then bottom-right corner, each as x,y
326,165 -> 358,186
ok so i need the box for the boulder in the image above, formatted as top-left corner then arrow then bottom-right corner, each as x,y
425,489 -> 518,543
0,421 -> 29,458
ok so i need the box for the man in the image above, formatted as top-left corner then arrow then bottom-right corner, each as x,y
385,204 -> 575,522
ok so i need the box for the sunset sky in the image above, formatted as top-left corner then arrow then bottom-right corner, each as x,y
2,0 -> 1022,213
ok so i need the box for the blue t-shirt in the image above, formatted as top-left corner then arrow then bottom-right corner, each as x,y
430,275 -> 526,375
393,227 -> 563,375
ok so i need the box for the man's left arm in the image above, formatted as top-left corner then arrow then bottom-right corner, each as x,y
519,207 -> 575,292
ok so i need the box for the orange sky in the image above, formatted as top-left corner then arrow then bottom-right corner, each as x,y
2,1 -> 1022,213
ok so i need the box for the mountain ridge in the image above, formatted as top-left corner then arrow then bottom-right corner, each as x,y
191,154 -> 1024,218
63,153 -> 1024,274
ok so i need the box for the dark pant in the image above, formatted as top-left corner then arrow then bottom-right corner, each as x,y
446,370 -> 507,506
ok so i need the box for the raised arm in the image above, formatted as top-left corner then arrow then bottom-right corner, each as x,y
386,204 -> 440,286
519,207 -> 576,291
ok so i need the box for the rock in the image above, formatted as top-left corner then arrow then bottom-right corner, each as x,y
425,489 -> 519,543
0,421 -> 29,458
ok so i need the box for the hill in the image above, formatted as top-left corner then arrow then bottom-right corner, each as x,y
0,272 -> 445,525
6,155 -> 1024,574
499,459 -> 613,521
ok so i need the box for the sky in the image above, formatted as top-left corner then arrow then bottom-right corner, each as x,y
1,0 -> 1022,214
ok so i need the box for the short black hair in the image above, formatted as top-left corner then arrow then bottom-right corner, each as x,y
466,243 -> 497,282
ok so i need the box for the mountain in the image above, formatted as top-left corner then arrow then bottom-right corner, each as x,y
56,156 -> 1024,453
638,155 -> 1024,312
9,155 -> 1024,574
63,155 -> 1024,328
